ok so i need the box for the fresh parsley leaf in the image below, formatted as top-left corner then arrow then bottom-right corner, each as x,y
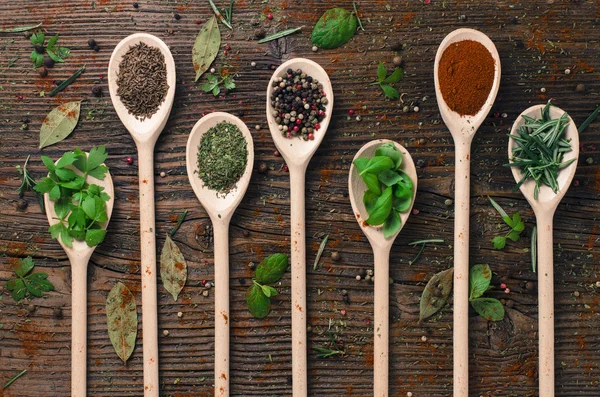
85,228 -> 107,247
491,236 -> 506,249
46,34 -> 58,50
223,76 -> 236,90
30,31 -> 44,45
6,257 -> 55,302
201,72 -> 236,97
87,145 -> 108,174
383,67 -> 403,84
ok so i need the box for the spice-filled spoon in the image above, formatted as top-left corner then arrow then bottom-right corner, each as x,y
266,58 -> 334,397
108,33 -> 176,397
42,152 -> 114,397
186,112 -> 254,397
433,28 -> 501,397
508,104 -> 578,397
348,140 -> 417,397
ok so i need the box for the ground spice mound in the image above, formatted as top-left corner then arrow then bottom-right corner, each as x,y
117,42 -> 169,120
438,40 -> 495,116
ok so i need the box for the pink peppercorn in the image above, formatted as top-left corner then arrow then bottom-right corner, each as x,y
295,119 -> 302,125
308,133 -> 314,140
267,13 -> 273,20
201,280 -> 207,286
126,156 -> 134,165
340,309 -> 346,316
225,44 -> 231,50
283,165 -> 289,172
274,150 -> 280,157
314,123 -> 321,130
412,208 -> 420,215
500,283 -> 507,289
293,125 -> 299,131
286,132 -> 292,138
224,50 -> 228,56
195,19 -> 200,24
349,109 -> 355,115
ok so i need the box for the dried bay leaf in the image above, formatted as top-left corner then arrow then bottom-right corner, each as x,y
106,282 -> 137,364
39,100 -> 81,149
160,234 -> 187,301
419,267 -> 453,322
192,16 -> 220,82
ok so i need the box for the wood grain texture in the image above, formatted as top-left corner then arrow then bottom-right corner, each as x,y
1,0 -> 600,396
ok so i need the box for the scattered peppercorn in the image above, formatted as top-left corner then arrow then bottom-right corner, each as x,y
88,39 -> 97,49
91,85 -> 103,97
500,282 -> 507,289
133,2 -> 139,8
43,56 -> 55,69
126,156 -> 134,165
248,262 -> 255,270
564,68 -> 571,75
574,290 -> 580,297
38,66 -> 48,77
202,290 -> 209,297
225,44 -> 231,51
390,42 -> 404,51
576,83 -> 586,92
160,171 -> 166,178
34,44 -> 44,54
53,307 -> 63,319
163,329 -> 170,336
93,45 -> 100,52
331,251 -> 341,261
393,56 -> 403,66
267,13 -> 273,20
27,304 -> 36,313
274,150 -> 280,157
16,199 -> 28,211
258,162 -> 268,174
312,45 -> 318,52
254,28 -> 266,39
509,16 -> 518,24
174,13 -> 181,20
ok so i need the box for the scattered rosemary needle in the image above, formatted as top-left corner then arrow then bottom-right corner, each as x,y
313,234 -> 329,270
257,26 -> 304,44
49,65 -> 86,97
578,105 -> 600,134
3,369 -> 27,389
207,0 -> 233,30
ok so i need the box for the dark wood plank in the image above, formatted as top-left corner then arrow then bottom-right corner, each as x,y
1,0 -> 600,396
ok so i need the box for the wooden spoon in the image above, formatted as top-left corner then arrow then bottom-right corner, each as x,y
348,140 -> 417,397
433,28 -> 501,397
108,33 -> 176,397
43,154 -> 114,397
186,112 -> 254,397
508,104 -> 579,397
266,58 -> 334,397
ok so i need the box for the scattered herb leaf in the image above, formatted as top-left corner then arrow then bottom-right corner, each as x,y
6,257 -> 54,302
16,155 -> 45,213
169,210 -> 188,237
106,282 -> 138,364
28,31 -> 70,68
488,197 -> 525,249
257,26 -> 304,44
255,253 -> 289,284
419,267 -> 453,322
201,68 -> 236,97
578,105 -> 600,134
246,282 -> 271,319
313,234 -> 329,270
246,253 -> 289,318
352,1 -> 364,31
311,7 -> 357,49
408,238 -> 444,265
470,297 -> 505,322
160,235 -> 187,301
2,369 -> 27,390
0,23 -> 41,34
469,264 -> 504,322
48,65 -> 85,97
192,16 -> 220,82
207,0 -> 233,30
372,62 -> 403,99
531,226 -> 537,273
39,100 -> 82,148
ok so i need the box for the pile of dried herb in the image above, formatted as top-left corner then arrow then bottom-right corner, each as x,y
507,101 -> 575,200
116,42 -> 169,120
196,121 -> 247,195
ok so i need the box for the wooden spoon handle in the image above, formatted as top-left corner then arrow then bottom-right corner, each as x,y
137,144 -> 159,397
289,167 -> 307,397
373,246 -> 392,397
71,261 -> 88,397
453,140 -> 472,397
213,221 -> 230,397
536,213 -> 555,397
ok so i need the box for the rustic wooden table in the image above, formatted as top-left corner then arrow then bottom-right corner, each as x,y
1,1 -> 600,396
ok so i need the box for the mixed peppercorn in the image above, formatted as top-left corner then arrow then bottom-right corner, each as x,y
270,68 -> 328,140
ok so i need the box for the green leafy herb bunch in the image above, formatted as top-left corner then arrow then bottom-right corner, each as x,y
246,254 -> 289,319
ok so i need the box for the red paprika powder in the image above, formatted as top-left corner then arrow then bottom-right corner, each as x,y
438,40 -> 495,116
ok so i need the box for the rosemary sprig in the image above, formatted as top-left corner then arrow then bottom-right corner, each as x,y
408,238 -> 444,265
257,26 -> 304,44
207,0 -> 233,30
313,234 -> 329,270
531,226 -> 537,273
312,345 -> 345,358
49,65 -> 85,97
578,105 -> 600,134
3,369 -> 27,389
16,155 -> 44,213
352,1 -> 365,31
169,210 -> 188,238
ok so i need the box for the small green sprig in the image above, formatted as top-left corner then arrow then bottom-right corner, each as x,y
6,257 -> 54,302
16,155 -> 45,213
246,254 -> 289,319
488,196 -> 525,249
371,61 -> 403,100
207,0 -> 233,30
312,320 -> 345,358
34,146 -> 110,248
29,31 -> 70,68
469,264 -> 504,322
201,68 -> 236,97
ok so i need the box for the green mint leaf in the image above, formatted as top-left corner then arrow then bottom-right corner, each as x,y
82,195 -> 97,220
261,285 -> 278,298
383,67 -> 403,84
246,283 -> 271,319
87,146 -> 108,173
85,228 -> 107,247
488,196 -> 512,226
359,156 -> 394,175
24,278 -> 43,297
491,236 -> 506,249
382,210 -> 401,238
15,257 -> 35,278
46,48 -> 63,63
25,272 -> 54,293
363,190 -> 378,214
366,186 -> 393,226
353,157 -> 369,173
392,196 -> 411,212
380,84 -> 399,100
55,167 -> 77,181
255,253 -> 289,284
470,297 -> 505,322
375,142 -> 402,169
33,177 -> 55,193
41,156 -> 56,171
377,61 -> 387,83
8,278 -> 27,301
87,164 -> 108,180
49,184 -> 61,201
506,229 -> 521,242
378,169 -> 403,187
311,7 -> 357,49
469,264 -> 492,300
361,172 -> 381,196
46,34 -> 58,50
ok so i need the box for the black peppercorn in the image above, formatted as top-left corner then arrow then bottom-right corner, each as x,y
174,13 -> 181,20
254,28 -> 266,39
16,199 -> 28,211
258,162 -> 268,174
343,294 -> 350,304
34,44 -> 44,54
38,66 -> 48,77
43,56 -> 55,69
91,85 -> 103,97
53,307 -> 63,319
93,45 -> 100,52
390,42 -> 404,51
88,39 -> 97,49
133,1 -> 139,8
525,281 -> 535,291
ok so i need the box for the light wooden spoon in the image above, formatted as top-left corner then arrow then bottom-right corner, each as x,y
186,112 -> 254,397
433,28 -> 501,397
43,154 -> 114,397
108,33 -> 176,397
348,140 -> 417,397
508,104 -> 578,397
266,58 -> 334,397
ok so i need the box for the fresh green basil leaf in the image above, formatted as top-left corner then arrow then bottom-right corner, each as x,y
397,170 -> 414,190
492,236 -> 506,249
380,84 -> 399,99
469,264 -> 492,300
470,297 -> 505,322
85,228 -> 106,247
361,172 -> 381,196
375,143 -> 402,169
311,7 -> 357,49
363,190 -> 379,214
393,196 -> 412,212
353,157 -> 369,173
366,186 -> 393,226
393,181 -> 412,200
255,253 -> 289,284
246,284 -> 271,319
360,156 -> 394,175
377,61 -> 387,83
382,210 -> 401,238
261,285 -> 278,298
378,169 -> 403,187
383,67 -> 403,84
